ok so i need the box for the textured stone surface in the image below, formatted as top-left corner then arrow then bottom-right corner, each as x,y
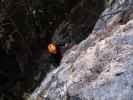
29,1 -> 133,100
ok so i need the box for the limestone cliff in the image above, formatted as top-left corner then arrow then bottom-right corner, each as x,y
29,0 -> 133,100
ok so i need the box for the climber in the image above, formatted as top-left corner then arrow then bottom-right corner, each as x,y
47,42 -> 74,66
47,42 -> 61,67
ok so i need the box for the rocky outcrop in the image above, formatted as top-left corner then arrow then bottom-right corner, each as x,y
29,0 -> 133,100
0,0 -> 106,99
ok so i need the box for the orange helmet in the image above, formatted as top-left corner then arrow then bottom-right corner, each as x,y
48,43 -> 57,54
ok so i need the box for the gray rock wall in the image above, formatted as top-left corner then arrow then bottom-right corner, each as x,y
29,0 -> 133,100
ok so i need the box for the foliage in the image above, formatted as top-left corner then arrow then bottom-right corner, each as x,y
104,0 -> 114,7
0,0 -> 66,99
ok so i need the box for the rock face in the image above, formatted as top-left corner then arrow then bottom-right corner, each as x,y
30,0 -> 133,100
52,0 -> 104,44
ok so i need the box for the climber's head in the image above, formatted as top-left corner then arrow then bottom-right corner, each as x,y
48,42 -> 75,55
48,43 -> 57,54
